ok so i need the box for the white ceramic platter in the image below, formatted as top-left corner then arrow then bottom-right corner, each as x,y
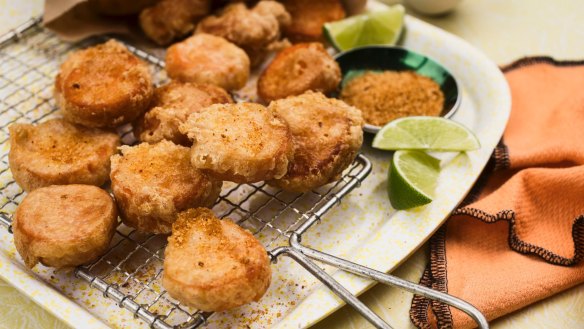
0,11 -> 510,329
209,11 -> 511,329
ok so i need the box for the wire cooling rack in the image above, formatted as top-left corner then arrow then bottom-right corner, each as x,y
0,18 -> 372,329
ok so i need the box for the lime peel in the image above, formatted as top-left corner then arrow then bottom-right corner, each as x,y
388,150 -> 440,210
324,4 -> 405,52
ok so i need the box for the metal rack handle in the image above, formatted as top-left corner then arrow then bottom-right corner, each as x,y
274,246 -> 393,329
289,233 -> 489,329
0,213 -> 12,233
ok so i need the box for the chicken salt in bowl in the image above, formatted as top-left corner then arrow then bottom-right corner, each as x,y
334,46 -> 461,134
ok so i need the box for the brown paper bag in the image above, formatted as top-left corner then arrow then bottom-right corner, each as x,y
44,0 -> 135,42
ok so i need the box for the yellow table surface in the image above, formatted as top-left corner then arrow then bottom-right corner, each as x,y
1,0 -> 583,328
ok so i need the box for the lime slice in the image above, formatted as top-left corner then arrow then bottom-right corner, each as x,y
324,4 -> 405,52
373,117 -> 481,151
389,150 -> 440,210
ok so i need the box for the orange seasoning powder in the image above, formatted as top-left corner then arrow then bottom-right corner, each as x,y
340,71 -> 444,126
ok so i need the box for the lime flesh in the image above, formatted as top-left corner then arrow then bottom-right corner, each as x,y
389,150 -> 440,210
373,116 -> 481,152
324,4 -> 405,52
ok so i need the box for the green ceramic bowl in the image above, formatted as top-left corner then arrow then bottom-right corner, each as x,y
334,46 -> 461,134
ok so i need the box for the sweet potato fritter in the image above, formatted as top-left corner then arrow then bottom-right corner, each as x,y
9,118 -> 120,192
163,208 -> 271,312
54,40 -> 154,128
196,1 -> 291,66
179,103 -> 292,183
110,141 -> 222,234
267,92 -> 363,192
166,34 -> 250,91
13,185 -> 117,269
133,82 -> 233,145
281,0 -> 346,42
139,0 -> 212,45
257,42 -> 341,102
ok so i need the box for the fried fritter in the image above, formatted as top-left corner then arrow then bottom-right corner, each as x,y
110,141 -> 222,234
282,0 -> 346,42
13,185 -> 118,269
55,40 -> 154,128
163,208 -> 271,312
133,82 -> 233,145
196,1 -> 291,66
257,42 -> 341,102
9,119 -> 120,192
88,0 -> 158,16
166,34 -> 250,91
267,92 -> 363,192
179,103 -> 292,183
139,0 -> 211,45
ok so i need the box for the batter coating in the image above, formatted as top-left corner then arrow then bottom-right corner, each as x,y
139,0 -> 212,45
9,118 -> 120,192
110,141 -> 222,234
133,82 -> 233,145
13,185 -> 118,269
257,42 -> 341,102
196,1 -> 291,66
282,0 -> 346,42
165,34 -> 250,91
267,92 -> 363,192
179,103 -> 292,183
163,208 -> 271,311
54,40 -> 154,128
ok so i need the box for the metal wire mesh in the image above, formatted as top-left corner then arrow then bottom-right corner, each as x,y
0,19 -> 371,329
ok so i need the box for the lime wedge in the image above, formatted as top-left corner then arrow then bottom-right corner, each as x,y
324,4 -> 405,52
389,150 -> 440,210
373,117 -> 481,151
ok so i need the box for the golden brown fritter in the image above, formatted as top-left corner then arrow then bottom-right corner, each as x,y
196,1 -> 291,66
9,119 -> 120,192
54,40 -> 154,128
13,185 -> 118,269
257,42 -> 341,102
139,0 -> 212,45
110,141 -> 222,234
88,0 -> 158,16
163,208 -> 271,312
165,34 -> 250,91
282,0 -> 346,43
267,92 -> 363,192
133,82 -> 233,145
179,102 -> 292,183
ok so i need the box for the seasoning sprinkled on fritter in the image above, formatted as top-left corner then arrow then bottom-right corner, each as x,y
54,40 -> 154,128
163,208 -> 271,312
110,141 -> 222,234
13,185 -> 117,269
9,118 -> 120,192
267,91 -> 363,192
179,102 -> 293,183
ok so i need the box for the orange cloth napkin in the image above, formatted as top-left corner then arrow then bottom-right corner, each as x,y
409,57 -> 584,328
